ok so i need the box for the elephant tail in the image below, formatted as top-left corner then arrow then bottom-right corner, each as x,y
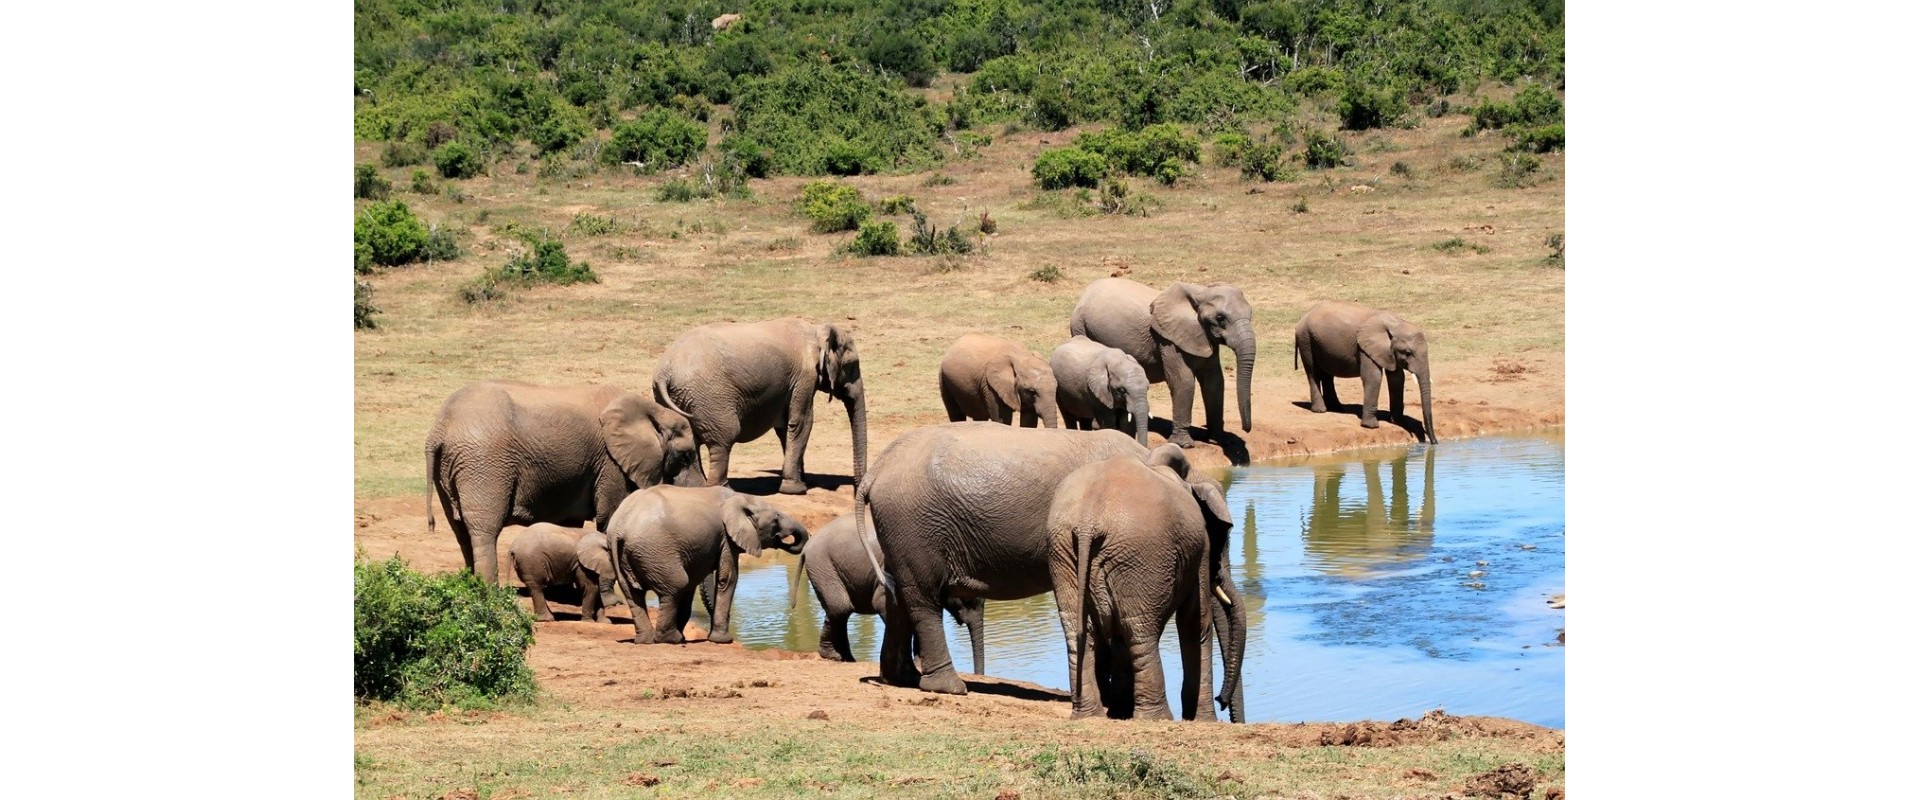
854,477 -> 893,597
652,372 -> 693,419
425,438 -> 443,534
789,549 -> 809,610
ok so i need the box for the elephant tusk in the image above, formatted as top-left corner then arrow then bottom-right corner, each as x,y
1213,584 -> 1234,608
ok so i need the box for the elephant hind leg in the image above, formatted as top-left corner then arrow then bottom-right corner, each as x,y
941,389 -> 966,423
821,612 -> 855,661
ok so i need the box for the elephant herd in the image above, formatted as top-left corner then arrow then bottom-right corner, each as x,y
423,276 -> 1438,722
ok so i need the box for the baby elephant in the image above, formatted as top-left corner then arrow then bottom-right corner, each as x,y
507,523 -> 620,623
1049,335 -> 1152,446
938,332 -> 1060,428
1294,301 -> 1435,442
1048,446 -> 1246,722
793,513 -> 986,672
607,485 -> 808,644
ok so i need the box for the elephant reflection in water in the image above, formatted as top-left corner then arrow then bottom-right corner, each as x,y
1300,447 -> 1437,576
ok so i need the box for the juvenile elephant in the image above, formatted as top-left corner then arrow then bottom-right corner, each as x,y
1049,335 -> 1151,446
1070,279 -> 1257,449
507,523 -> 620,623
606,485 -> 808,644
856,423 -> 1243,698
654,318 -> 868,495
1294,301 -> 1435,442
937,332 -> 1060,429
1048,447 -> 1246,721
425,380 -> 704,584
792,513 -> 985,671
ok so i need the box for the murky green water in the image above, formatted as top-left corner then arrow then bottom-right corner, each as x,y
721,433 -> 1566,729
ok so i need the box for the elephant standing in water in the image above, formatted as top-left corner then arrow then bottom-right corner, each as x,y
1294,301 -> 1435,442
937,332 -> 1061,429
1049,335 -> 1152,446
653,318 -> 868,495
425,380 -> 704,584
1070,279 -> 1257,449
1048,447 -> 1245,721
792,513 -> 985,671
606,485 -> 808,644
855,422 -> 1243,700
508,523 -> 620,623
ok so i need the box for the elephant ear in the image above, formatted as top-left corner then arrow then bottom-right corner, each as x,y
576,530 -> 614,576
600,393 -> 666,486
1143,443 -> 1192,477
1085,356 -> 1113,404
1358,315 -> 1397,371
722,495 -> 765,557
987,353 -> 1022,411
815,323 -> 848,395
1149,283 -> 1214,358
1187,474 -> 1234,533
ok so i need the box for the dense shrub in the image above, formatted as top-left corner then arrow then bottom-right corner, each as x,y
461,232 -> 597,303
1471,84 -> 1564,131
424,224 -> 463,261
1211,133 -> 1253,167
800,181 -> 871,233
1074,124 -> 1201,183
434,141 -> 484,179
353,557 -> 535,707
1283,66 -> 1346,96
1302,130 -> 1352,170
603,108 -> 707,170
866,31 -> 935,88
1033,147 -> 1109,190
410,168 -> 438,195
354,280 -> 379,330
354,200 -> 430,266
1508,123 -> 1565,153
877,195 -> 917,215
1240,139 -> 1297,182
904,213 -> 972,256
1338,82 -> 1411,131
728,62 -> 944,175
355,164 -> 391,199
656,178 -> 700,202
847,221 -> 901,256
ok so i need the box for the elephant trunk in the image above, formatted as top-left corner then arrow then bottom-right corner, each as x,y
1211,573 -> 1248,723
1416,365 -> 1436,444
846,383 -> 868,486
671,447 -> 707,487
782,525 -> 810,555
1037,391 -> 1061,430
789,550 -> 809,609
1127,389 -> 1152,447
1229,321 -> 1256,432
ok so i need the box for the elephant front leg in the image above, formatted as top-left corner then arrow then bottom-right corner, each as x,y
706,554 -> 739,644
627,586 -> 656,644
1359,361 -> 1384,428
778,389 -> 815,495
1162,352 -> 1199,448
525,581 -> 556,622
906,595 -> 967,694
1386,369 -> 1406,427
1196,356 -> 1226,442
820,613 -> 854,661
653,589 -> 689,644
575,566 -> 603,623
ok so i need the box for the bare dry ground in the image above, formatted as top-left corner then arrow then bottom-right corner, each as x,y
355,95 -> 1564,797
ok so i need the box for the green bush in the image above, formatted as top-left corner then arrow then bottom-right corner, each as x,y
354,200 -> 430,267
1212,133 -> 1252,167
355,164 -> 391,200
1033,147 -> 1109,190
1496,151 -> 1544,188
461,233 -> 598,303
1028,264 -> 1064,283
354,280 -> 379,330
727,62 -> 945,176
1338,82 -> 1410,131
1508,123 -> 1565,153
409,168 -> 437,195
1240,140 -> 1296,182
353,557 -> 535,707
1302,130 -> 1352,170
424,224 -> 463,261
1471,84 -> 1564,132
866,30 -> 935,88
381,141 -> 424,168
1283,66 -> 1345,97
567,213 -> 618,236
847,221 -> 900,256
603,108 -> 707,170
800,181 -> 871,233
434,141 -> 484,179
1074,125 -> 1201,178
877,195 -> 917,215
355,242 -> 375,275
1096,179 -> 1157,217
904,212 -> 972,256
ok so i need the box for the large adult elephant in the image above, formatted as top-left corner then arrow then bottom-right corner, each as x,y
791,512 -> 985,671
937,332 -> 1060,429
653,317 -> 868,495
1069,279 -> 1257,448
1294,301 -> 1435,443
1049,335 -> 1151,446
425,380 -> 704,584
855,422 -> 1245,706
1048,447 -> 1245,722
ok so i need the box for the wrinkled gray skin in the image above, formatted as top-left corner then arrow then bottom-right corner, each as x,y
1048,447 -> 1246,722
426,380 -> 704,584
1294,301 -> 1435,443
937,332 -> 1061,430
607,485 -> 808,645
508,524 -> 621,623
1070,279 -> 1257,449
793,514 -> 986,671
1049,335 -> 1152,446
653,318 -> 868,495
856,423 -> 1240,697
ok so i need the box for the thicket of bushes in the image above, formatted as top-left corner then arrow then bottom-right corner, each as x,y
354,557 -> 536,708
355,0 -> 1564,176
462,231 -> 597,304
